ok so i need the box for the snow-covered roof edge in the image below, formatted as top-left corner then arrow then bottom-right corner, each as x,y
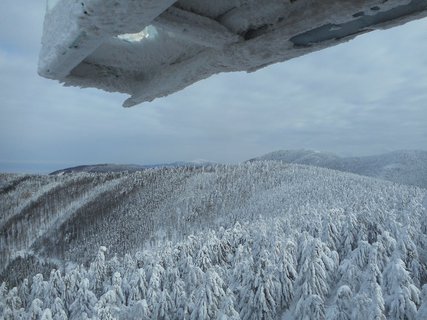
38,0 -> 427,107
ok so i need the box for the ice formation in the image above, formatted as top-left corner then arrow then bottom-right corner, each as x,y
38,0 -> 427,107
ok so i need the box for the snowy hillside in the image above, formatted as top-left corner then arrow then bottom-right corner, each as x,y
249,150 -> 427,189
1,163 -> 427,319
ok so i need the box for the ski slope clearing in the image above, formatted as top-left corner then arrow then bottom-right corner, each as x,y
1,163 -> 427,319
38,0 -> 427,106
249,150 -> 427,189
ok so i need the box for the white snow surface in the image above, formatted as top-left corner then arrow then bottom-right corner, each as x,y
38,0 -> 427,107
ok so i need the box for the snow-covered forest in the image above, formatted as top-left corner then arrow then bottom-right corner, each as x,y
1,162 -> 427,319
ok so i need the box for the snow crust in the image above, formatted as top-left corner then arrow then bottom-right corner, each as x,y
38,0 -> 427,107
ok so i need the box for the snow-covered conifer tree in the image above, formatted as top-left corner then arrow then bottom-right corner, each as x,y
18,278 -> 30,309
210,232 -> 230,266
69,278 -> 97,320
383,254 -> 420,320
238,251 -> 279,320
294,294 -> 325,320
196,245 -> 212,272
96,290 -> 119,320
3,287 -> 23,320
128,268 -> 148,306
293,237 -> 338,319
351,293 -> 374,320
397,231 -> 422,288
41,308 -> 53,320
321,215 -> 340,252
31,274 -> 48,302
329,285 -> 352,320
344,242 -> 384,320
48,270 -> 65,305
353,241 -> 373,270
111,272 -> 125,306
340,211 -> 359,257
51,297 -> 68,320
147,263 -> 165,312
275,246 -> 296,310
121,253 -> 137,305
362,248 -> 385,320
164,266 -> 180,294
180,257 -> 203,295
123,253 -> 137,278
416,285 -> 427,320
191,269 -> 226,319
28,298 -> 44,320
296,238 -> 336,301
170,277 -> 188,319
64,271 -> 79,311
0,282 -> 7,315
232,245 -> 253,294
124,299 -> 151,320
153,289 -> 173,320
217,289 -> 240,320
376,231 -> 396,271
107,254 -> 120,285
89,246 -> 107,295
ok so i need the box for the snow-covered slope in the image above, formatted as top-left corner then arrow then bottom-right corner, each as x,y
249,150 -> 427,189
38,0 -> 427,106
1,163 -> 427,319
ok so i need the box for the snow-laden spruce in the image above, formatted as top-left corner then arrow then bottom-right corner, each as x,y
2,204 -> 427,318
1,162 -> 427,319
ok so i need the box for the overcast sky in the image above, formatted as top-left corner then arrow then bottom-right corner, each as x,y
1,1 -> 426,173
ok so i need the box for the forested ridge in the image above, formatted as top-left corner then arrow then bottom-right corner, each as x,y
249,150 -> 427,189
1,162 -> 426,319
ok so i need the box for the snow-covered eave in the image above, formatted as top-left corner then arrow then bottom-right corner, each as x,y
38,0 -> 177,80
38,0 -> 427,107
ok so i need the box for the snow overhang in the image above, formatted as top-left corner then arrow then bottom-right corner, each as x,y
38,0 -> 427,107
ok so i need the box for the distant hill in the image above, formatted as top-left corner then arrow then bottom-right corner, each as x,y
49,164 -> 147,175
248,150 -> 427,188
50,160 -> 215,175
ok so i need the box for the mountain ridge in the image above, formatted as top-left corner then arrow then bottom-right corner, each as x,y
248,149 -> 427,189
49,160 -> 216,175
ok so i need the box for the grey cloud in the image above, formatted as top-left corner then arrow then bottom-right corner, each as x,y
0,0 -> 45,55
0,3 -> 426,172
